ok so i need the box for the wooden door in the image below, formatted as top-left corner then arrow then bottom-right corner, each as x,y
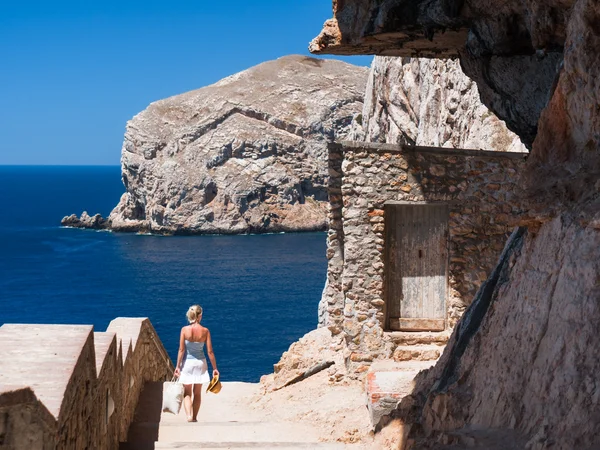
385,203 -> 448,331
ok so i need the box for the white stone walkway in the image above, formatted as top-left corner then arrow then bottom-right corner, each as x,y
121,381 -> 354,449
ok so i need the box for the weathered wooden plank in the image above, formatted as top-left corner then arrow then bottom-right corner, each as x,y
428,205 -> 438,319
416,206 -> 423,318
400,205 -> 418,319
414,205 -> 422,318
434,205 -> 449,319
425,205 -> 434,319
390,318 -> 446,332
397,204 -> 406,318
424,205 -> 431,318
384,204 -> 401,320
273,360 -> 336,390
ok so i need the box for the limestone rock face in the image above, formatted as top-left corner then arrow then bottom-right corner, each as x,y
108,55 -> 368,234
526,0 -> 600,212
351,56 -> 525,152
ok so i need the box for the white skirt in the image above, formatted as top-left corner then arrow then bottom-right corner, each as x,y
179,358 -> 210,385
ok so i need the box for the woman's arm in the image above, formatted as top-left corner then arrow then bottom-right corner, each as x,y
205,329 -> 219,376
174,327 -> 186,377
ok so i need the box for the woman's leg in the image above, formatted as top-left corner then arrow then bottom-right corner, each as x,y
192,384 -> 202,420
183,384 -> 193,421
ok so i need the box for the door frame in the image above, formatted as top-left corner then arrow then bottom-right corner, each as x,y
383,201 -> 450,332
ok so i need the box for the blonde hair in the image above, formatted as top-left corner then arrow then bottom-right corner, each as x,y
186,305 -> 203,323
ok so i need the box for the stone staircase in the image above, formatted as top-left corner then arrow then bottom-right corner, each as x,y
389,330 -> 449,362
392,344 -> 442,361
120,381 -> 355,449
362,330 -> 450,429
365,360 -> 436,430
118,331 -> 452,448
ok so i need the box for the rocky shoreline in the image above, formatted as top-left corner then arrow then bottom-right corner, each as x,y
60,209 -> 328,235
61,212 -> 110,230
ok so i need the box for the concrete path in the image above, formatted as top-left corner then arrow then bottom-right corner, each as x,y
121,381 -> 350,449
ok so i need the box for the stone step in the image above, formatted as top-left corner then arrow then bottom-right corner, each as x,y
392,345 -> 442,362
93,331 -> 116,375
126,421 -> 324,443
123,436 -> 351,449
367,359 -> 436,373
365,360 -> 436,429
155,422 -> 324,444
387,330 -> 450,346
153,442 -> 348,449
122,439 -> 348,449
121,382 -> 357,450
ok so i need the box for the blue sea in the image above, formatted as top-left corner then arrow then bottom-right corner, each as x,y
0,166 -> 327,382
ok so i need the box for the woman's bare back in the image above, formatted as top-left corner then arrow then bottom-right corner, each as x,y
183,324 -> 208,343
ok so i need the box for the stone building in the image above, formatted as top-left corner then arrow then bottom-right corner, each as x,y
320,141 -> 527,372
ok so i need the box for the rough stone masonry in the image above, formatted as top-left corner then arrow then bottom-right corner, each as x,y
321,141 -> 527,373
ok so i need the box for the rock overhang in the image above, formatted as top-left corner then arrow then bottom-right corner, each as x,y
309,1 -> 568,58
309,1 -> 569,149
309,18 -> 469,58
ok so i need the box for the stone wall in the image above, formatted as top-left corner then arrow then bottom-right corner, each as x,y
93,332 -> 122,449
321,141 -> 527,372
55,329 -> 99,449
107,318 -> 174,442
0,388 -> 56,450
0,318 -> 172,450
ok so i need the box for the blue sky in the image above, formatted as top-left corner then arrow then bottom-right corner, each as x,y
0,1 -> 372,165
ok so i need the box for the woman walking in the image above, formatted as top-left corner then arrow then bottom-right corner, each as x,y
174,305 -> 219,422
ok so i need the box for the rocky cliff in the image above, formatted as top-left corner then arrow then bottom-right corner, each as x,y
312,1 -> 600,449
76,56 -> 368,234
351,56 -> 525,152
